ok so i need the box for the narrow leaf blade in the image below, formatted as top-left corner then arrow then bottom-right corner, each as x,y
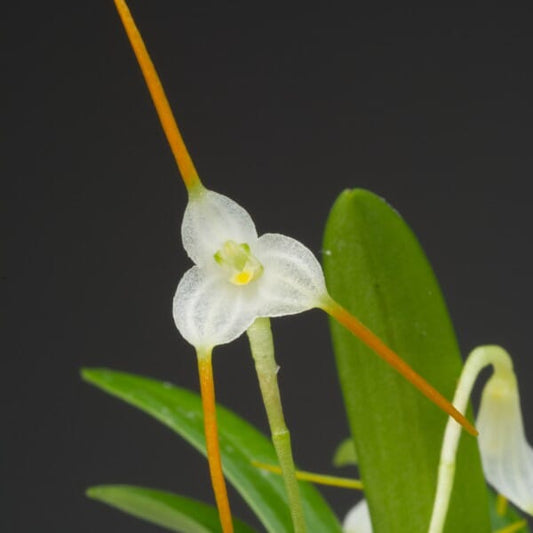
87,485 -> 255,533
323,189 -> 490,532
82,368 -> 342,533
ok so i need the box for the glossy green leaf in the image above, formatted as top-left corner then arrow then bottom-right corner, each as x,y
323,189 -> 490,533
488,490 -> 531,533
82,368 -> 342,533
86,485 -> 255,533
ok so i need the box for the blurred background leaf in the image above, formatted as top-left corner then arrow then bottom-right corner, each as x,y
332,438 -> 358,468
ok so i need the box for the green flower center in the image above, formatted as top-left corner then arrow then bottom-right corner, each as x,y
214,240 -> 264,286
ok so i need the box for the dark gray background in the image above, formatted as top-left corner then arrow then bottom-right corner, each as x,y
3,2 -> 532,531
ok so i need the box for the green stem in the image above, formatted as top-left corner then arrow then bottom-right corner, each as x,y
428,345 -> 513,533
246,317 -> 307,533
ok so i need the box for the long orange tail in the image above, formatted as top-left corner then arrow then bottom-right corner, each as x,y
324,299 -> 477,437
112,0 -> 202,193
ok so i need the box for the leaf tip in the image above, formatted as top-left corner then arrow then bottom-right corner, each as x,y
85,485 -> 103,500
80,367 -> 95,382
329,188 -> 389,220
80,367 -> 115,386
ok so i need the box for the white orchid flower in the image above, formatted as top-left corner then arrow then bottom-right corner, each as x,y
174,187 -> 327,349
476,349 -> 533,515
112,1 -> 477,531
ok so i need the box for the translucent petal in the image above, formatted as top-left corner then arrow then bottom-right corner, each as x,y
252,233 -> 327,317
181,190 -> 258,266
477,372 -> 533,515
173,266 -> 257,348
343,499 -> 373,533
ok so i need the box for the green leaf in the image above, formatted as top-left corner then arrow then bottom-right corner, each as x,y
86,485 -> 256,533
323,189 -> 491,533
488,490 -> 531,533
332,438 -> 357,468
82,368 -> 342,533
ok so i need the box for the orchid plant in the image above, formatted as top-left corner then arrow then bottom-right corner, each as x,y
83,2 -> 532,532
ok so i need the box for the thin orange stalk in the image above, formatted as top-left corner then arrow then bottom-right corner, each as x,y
112,0 -> 202,193
322,298 -> 478,437
197,350 -> 234,533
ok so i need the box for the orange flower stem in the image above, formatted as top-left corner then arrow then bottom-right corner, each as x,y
197,349 -> 234,533
321,297 -> 478,437
112,0 -> 203,194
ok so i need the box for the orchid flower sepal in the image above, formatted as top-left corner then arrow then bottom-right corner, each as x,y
476,347 -> 533,516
